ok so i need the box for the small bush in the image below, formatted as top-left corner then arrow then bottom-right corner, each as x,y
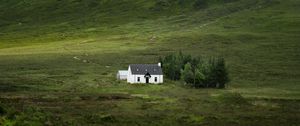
0,104 -> 7,115
151,0 -> 171,11
156,0 -> 170,7
219,93 -> 250,106
223,0 -> 240,3
84,114 -> 115,124
100,114 -> 115,122
193,0 -> 209,9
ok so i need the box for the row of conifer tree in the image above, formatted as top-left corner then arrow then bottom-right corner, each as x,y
159,52 -> 230,88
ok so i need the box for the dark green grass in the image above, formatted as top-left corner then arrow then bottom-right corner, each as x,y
0,0 -> 300,125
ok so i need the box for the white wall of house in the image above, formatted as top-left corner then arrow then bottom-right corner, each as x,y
127,66 -> 163,84
127,66 -> 133,83
117,74 -> 126,80
117,70 -> 128,80
127,75 -> 163,84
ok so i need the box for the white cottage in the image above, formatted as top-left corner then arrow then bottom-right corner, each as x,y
127,63 -> 163,84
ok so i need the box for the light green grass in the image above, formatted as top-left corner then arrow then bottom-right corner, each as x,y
0,0 -> 299,125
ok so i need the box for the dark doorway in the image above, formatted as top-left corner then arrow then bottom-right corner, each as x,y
145,77 -> 149,84
144,72 -> 151,84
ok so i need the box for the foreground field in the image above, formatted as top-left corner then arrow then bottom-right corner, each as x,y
0,0 -> 300,125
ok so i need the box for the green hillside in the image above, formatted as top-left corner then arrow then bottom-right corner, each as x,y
0,0 -> 299,125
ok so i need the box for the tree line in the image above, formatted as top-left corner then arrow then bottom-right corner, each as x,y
159,52 -> 230,88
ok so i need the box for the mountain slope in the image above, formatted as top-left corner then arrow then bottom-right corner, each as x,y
0,0 -> 299,125
0,0 -> 282,46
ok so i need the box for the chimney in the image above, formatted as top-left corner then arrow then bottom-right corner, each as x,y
158,62 -> 161,67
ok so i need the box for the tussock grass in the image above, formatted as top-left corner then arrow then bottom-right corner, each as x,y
0,0 -> 299,125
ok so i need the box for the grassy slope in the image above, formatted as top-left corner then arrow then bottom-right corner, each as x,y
0,0 -> 299,125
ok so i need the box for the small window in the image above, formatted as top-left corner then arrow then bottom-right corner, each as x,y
137,77 -> 140,82
155,77 -> 157,82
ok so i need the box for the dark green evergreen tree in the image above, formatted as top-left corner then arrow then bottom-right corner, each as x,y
194,68 -> 205,88
181,63 -> 194,86
215,57 -> 230,88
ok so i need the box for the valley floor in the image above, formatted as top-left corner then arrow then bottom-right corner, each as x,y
0,0 -> 300,125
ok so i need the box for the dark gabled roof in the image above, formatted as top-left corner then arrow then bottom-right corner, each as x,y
129,64 -> 163,75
